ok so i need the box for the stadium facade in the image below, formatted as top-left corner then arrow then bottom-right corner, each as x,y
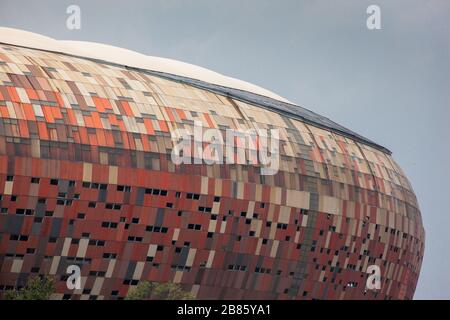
0,28 -> 424,300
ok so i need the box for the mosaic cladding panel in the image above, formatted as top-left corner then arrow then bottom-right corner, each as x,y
0,43 -> 424,300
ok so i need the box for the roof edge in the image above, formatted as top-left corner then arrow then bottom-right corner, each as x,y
0,29 -> 391,155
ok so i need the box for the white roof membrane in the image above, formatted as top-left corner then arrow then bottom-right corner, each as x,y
0,27 -> 289,103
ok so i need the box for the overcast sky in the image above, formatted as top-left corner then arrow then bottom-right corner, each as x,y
0,0 -> 449,299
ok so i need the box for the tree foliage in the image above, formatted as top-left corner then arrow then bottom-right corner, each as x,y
5,276 -> 55,300
125,281 -> 194,300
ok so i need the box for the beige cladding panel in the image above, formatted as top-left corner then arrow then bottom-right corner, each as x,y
82,162 -> 92,182
286,189 -> 310,209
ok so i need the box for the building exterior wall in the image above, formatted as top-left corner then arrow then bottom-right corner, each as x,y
0,44 -> 424,300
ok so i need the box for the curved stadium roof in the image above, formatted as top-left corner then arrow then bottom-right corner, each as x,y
0,27 -> 390,154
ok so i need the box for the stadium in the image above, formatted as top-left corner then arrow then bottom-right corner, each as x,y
0,27 -> 424,300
